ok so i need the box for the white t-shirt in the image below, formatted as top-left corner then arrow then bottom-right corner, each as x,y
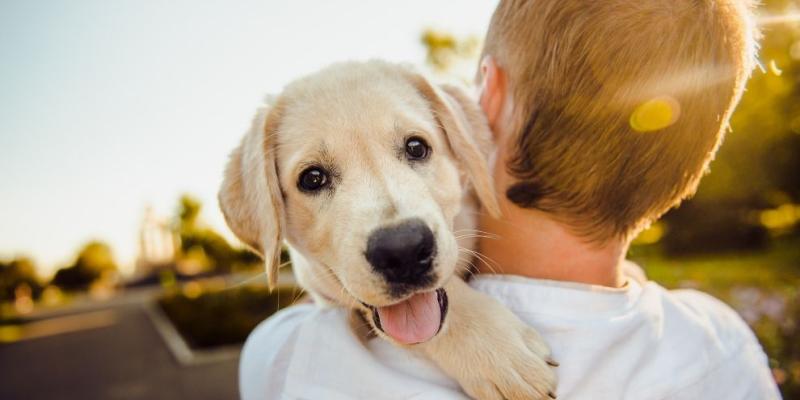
239,271 -> 780,399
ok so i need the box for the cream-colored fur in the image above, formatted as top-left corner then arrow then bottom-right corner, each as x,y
219,60 -> 557,399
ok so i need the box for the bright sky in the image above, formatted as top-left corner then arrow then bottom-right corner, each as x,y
0,0 -> 498,277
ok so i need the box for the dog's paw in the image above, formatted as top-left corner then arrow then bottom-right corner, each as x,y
418,279 -> 558,400
459,323 -> 557,400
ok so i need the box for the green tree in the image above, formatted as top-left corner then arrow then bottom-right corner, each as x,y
175,194 -> 260,273
51,241 -> 118,291
420,29 -> 481,81
0,257 -> 43,302
178,195 -> 202,231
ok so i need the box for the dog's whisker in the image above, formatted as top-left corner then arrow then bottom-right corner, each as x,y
221,271 -> 267,291
289,287 -> 307,304
455,258 -> 479,279
459,247 -> 502,275
453,230 -> 494,237
455,258 -> 480,281
453,228 -> 496,234
220,258 -> 299,292
453,229 -> 503,240
455,233 -> 500,241
470,252 -> 500,275
475,254 -> 501,275
454,231 -> 497,237
457,249 -> 481,270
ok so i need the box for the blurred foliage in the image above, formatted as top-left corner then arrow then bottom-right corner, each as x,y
659,1 -> 800,253
660,200 -> 771,255
421,28 -> 481,80
51,241 -> 118,292
693,3 -> 800,206
159,284 -> 302,348
0,258 -> 42,302
175,194 -> 261,274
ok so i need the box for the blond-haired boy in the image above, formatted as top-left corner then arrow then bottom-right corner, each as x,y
240,0 -> 780,398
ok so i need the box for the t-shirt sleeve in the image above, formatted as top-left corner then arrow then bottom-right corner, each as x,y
238,304 -> 316,400
668,289 -> 782,399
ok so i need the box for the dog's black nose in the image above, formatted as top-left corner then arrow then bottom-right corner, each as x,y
365,219 -> 436,286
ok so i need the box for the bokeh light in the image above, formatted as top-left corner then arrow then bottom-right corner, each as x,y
769,59 -> 784,76
629,96 -> 681,133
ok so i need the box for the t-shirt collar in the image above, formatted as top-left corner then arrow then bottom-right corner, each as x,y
469,262 -> 645,319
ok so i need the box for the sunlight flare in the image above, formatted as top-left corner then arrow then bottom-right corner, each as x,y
757,12 -> 800,27
629,96 -> 681,133
769,59 -> 783,76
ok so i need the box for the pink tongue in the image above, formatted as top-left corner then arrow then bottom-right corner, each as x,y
376,291 -> 441,345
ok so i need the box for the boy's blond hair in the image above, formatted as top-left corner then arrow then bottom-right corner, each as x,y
482,0 -> 758,241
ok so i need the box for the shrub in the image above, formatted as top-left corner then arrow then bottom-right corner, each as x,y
158,285 -> 302,349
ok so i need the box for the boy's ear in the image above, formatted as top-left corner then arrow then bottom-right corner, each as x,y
404,71 -> 502,218
478,56 -> 507,133
218,103 -> 286,290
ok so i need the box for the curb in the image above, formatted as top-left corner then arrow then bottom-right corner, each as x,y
143,302 -> 241,366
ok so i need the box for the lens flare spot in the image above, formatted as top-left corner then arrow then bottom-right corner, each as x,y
769,59 -> 783,76
630,96 -> 680,133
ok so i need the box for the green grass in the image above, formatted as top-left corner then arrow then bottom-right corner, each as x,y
631,238 -> 800,293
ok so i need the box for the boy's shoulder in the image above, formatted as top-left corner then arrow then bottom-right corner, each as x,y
667,287 -> 759,346
624,283 -> 780,399
239,279 -> 781,400
625,262 -> 760,352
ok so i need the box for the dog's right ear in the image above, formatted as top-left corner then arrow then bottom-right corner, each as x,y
402,70 -> 502,218
219,104 -> 285,290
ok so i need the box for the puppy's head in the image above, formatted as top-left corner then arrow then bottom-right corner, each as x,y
219,61 -> 499,344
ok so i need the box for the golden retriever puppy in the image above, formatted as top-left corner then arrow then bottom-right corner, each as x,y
219,60 -> 557,399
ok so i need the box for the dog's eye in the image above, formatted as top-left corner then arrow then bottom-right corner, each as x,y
405,137 -> 430,160
298,167 -> 329,192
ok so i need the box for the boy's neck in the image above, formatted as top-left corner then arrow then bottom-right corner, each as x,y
476,206 -> 628,288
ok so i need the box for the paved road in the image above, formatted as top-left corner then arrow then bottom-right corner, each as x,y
0,304 -> 239,400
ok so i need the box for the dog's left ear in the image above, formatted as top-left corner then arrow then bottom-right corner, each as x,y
405,72 -> 502,218
218,103 -> 286,290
